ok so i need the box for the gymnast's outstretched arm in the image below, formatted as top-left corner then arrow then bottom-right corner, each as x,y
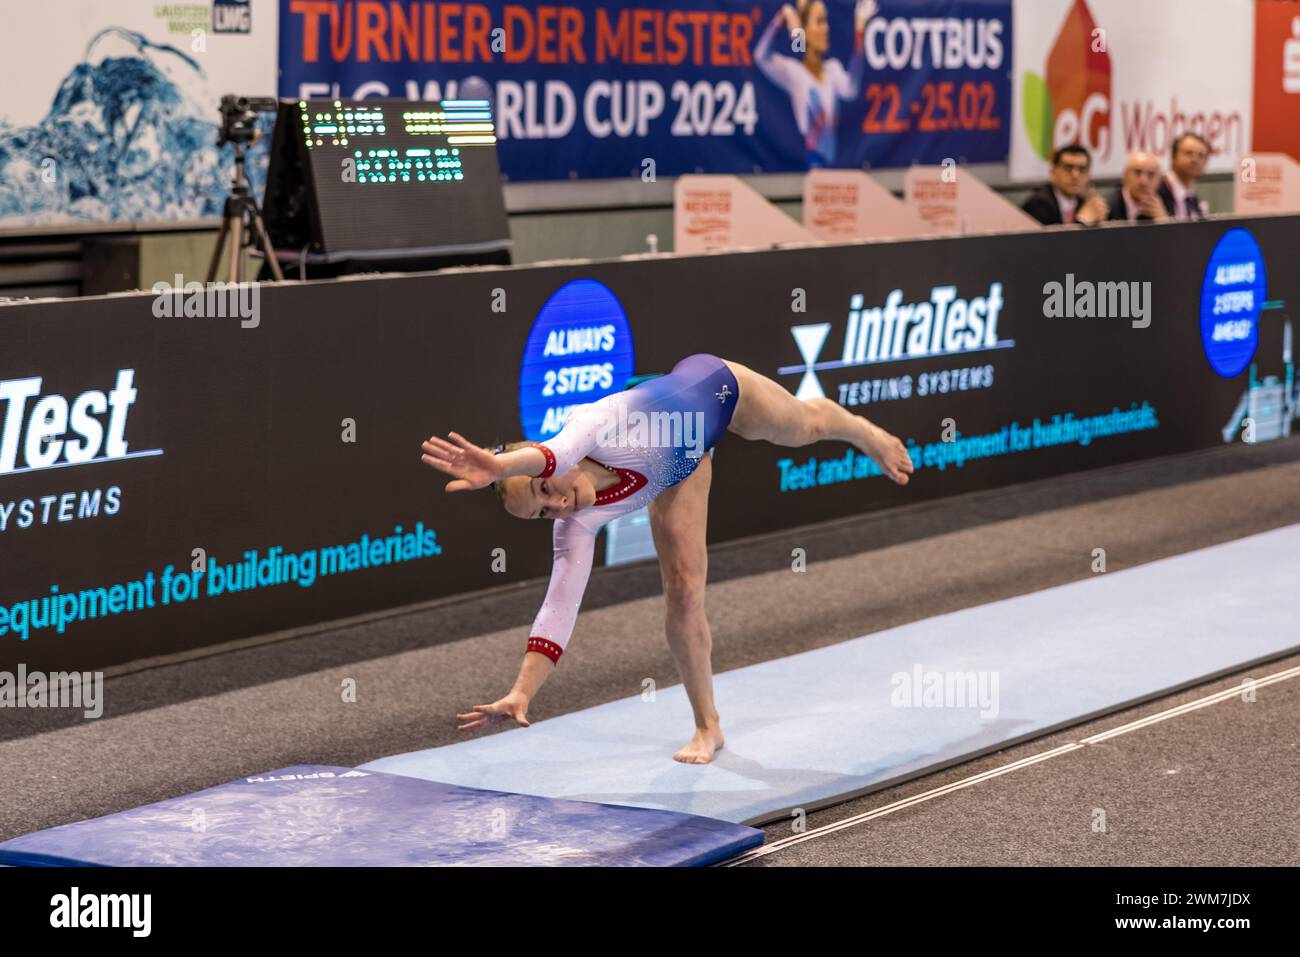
423,401 -> 612,491
455,518 -> 597,731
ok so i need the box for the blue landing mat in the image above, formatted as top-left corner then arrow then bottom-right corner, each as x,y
0,766 -> 761,866
363,524 -> 1300,826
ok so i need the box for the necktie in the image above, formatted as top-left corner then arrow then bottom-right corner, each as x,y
1185,194 -> 1199,220
1064,203 -> 1075,224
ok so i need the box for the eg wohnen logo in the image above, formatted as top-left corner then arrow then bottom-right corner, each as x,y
1022,0 -> 1112,162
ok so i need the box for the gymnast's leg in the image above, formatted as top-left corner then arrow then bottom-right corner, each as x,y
720,359 -> 914,483
647,451 -> 724,764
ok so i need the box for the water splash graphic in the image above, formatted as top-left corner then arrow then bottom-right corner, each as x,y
0,26 -> 268,226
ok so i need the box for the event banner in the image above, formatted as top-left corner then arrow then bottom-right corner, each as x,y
277,0 -> 1013,180
0,0 -> 279,229
1252,0 -> 1300,162
2,215 -> 1296,673
1010,0 -> 1254,182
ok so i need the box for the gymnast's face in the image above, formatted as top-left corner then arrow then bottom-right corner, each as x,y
806,2 -> 829,55
500,469 -> 593,520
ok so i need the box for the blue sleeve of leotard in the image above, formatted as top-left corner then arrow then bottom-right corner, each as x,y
524,517 -> 598,664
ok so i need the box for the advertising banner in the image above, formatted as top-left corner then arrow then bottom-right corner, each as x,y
904,163 -> 1038,233
1236,153 -> 1300,215
673,175 -> 814,252
277,0 -> 1013,181
1010,0 -> 1253,182
2,216 -> 1296,673
1252,0 -> 1300,161
0,0 -> 279,229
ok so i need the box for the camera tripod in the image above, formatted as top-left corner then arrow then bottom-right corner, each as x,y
207,140 -> 285,284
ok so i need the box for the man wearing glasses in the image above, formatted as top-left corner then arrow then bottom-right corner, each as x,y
1021,144 -> 1110,226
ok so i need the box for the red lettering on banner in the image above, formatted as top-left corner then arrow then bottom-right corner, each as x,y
287,2 -> 752,68
731,12 -> 753,66
423,1 -> 436,61
665,11 -> 688,65
710,12 -> 728,65
536,6 -> 558,64
594,7 -> 749,66
357,2 -> 389,62
504,5 -> 534,62
595,9 -> 627,63
632,9 -> 653,65
291,0 -> 330,62
464,5 -> 491,61
1120,99 -> 1242,158
331,2 -> 354,60
439,3 -> 461,62
686,12 -> 709,66
391,2 -> 418,60
559,8 -> 586,64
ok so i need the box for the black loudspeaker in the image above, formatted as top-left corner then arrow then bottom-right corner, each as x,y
261,97 -> 512,277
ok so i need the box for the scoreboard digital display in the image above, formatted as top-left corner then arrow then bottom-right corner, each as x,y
263,98 -> 511,261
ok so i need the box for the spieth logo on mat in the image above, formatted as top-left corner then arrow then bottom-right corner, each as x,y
786,283 -> 1008,400
213,0 -> 252,34
1022,0 -> 1112,163
0,370 -> 159,477
245,770 -> 370,783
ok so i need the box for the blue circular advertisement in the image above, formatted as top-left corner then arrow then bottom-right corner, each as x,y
517,279 -> 634,442
1200,228 -> 1266,378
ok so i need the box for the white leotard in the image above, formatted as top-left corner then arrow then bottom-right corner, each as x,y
522,355 -> 738,664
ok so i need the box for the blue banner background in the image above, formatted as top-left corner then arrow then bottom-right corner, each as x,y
277,0 -> 1012,181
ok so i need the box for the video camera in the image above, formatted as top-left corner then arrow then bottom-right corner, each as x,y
217,94 -> 280,147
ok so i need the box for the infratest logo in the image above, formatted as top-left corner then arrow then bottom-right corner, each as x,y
784,283 -> 1010,399
1023,0 -> 1111,162
0,370 -> 161,477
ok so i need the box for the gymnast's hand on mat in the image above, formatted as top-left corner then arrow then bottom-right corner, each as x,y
865,424 -> 915,485
457,692 -> 530,731
420,432 -> 501,491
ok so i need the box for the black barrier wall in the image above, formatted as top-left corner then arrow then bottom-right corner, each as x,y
1,215 -> 1296,672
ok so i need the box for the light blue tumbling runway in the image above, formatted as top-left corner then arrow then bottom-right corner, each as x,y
364,524 -> 1300,826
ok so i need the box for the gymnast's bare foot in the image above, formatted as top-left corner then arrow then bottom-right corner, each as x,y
674,725 -> 725,764
861,422 -> 914,485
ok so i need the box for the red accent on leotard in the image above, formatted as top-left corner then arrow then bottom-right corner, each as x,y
594,464 -> 648,506
530,442 -> 557,478
527,636 -> 563,663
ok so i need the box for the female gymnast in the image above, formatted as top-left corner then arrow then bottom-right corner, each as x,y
420,354 -> 913,764
755,0 -> 878,168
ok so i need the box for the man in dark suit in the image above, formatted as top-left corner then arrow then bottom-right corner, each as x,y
1158,132 -> 1209,221
1022,145 -> 1109,226
1107,151 -> 1171,223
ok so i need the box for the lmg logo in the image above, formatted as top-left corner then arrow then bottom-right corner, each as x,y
1022,0 -> 1112,162
785,283 -> 1009,399
213,0 -> 251,34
